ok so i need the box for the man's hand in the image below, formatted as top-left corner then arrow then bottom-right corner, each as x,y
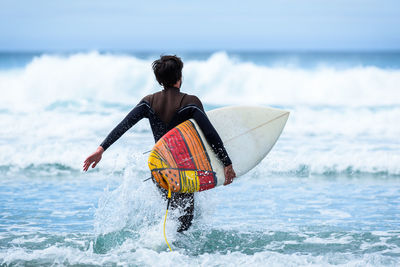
83,146 -> 104,171
223,164 -> 236,186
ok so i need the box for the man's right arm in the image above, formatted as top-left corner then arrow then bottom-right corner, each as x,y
100,99 -> 150,151
83,98 -> 150,171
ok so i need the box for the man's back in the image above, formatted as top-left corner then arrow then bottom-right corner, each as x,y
144,86 -> 204,126
142,86 -> 210,143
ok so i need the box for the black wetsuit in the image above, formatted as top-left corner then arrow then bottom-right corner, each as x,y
100,86 -> 231,232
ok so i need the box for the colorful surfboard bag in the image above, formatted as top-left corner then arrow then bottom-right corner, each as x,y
148,120 -> 217,193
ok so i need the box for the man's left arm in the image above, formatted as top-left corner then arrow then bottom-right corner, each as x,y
178,97 -> 236,184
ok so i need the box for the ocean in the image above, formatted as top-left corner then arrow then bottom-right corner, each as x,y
0,51 -> 399,266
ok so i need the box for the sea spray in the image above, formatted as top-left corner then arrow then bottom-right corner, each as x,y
1,51 -> 400,266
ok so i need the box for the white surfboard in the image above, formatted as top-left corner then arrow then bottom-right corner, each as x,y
193,106 -> 290,186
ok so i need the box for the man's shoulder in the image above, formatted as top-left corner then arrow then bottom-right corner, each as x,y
141,91 -> 163,103
181,93 -> 201,105
180,93 -> 204,112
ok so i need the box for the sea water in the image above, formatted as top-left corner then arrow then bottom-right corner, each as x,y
0,51 -> 399,266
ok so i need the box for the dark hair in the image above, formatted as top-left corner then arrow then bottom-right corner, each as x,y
152,55 -> 183,87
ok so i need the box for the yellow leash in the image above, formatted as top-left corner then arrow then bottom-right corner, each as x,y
163,176 -> 173,251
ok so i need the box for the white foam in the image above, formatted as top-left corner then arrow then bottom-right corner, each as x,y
1,106 -> 399,177
1,245 -> 399,267
0,52 -> 399,177
9,235 -> 47,245
1,52 -> 400,112
304,235 -> 353,244
94,166 -> 164,236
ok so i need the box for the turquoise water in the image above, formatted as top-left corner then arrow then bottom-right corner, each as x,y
1,166 -> 400,266
0,52 -> 400,266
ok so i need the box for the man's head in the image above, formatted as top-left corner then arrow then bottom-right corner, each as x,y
152,55 -> 183,88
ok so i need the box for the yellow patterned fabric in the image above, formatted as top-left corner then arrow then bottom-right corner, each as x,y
148,120 -> 216,193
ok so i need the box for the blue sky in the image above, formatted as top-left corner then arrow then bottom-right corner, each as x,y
0,0 -> 399,51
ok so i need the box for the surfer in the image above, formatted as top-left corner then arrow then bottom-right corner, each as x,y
83,55 -> 236,232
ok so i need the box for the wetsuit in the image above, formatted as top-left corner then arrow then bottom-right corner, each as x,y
100,86 -> 232,231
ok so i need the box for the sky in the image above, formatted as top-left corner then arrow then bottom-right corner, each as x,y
0,0 -> 399,51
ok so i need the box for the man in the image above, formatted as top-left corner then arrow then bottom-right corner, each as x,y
83,55 -> 236,232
